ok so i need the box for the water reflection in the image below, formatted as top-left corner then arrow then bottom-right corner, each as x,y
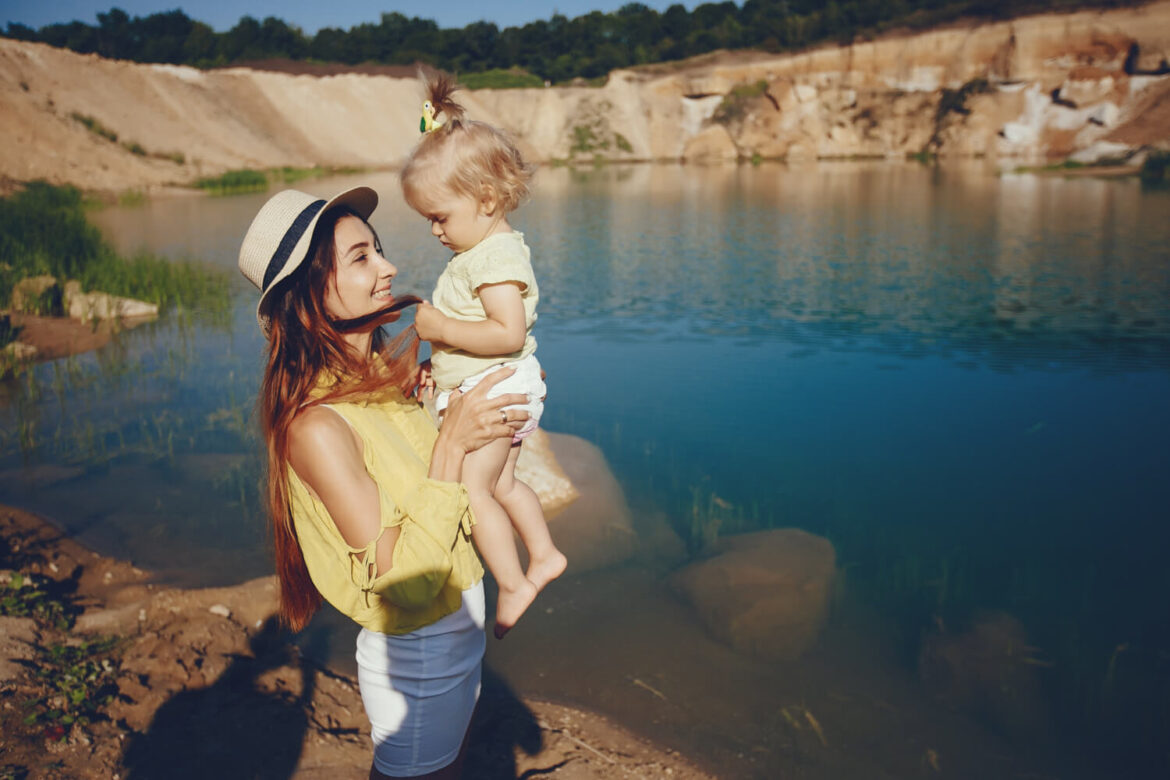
1,163 -> 1168,776
526,165 -> 1170,373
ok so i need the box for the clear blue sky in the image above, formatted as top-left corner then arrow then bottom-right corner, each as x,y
3,1 -> 702,33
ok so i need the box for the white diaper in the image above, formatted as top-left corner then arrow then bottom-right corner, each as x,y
435,354 -> 544,443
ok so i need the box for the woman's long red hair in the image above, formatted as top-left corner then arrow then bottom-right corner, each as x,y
259,207 -> 420,631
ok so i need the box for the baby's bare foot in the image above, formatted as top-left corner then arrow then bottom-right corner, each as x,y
493,578 -> 539,639
527,549 -> 567,592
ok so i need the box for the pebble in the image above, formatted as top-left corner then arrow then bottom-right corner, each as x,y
209,604 -> 231,618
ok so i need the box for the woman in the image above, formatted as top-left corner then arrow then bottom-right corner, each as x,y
238,186 -> 526,779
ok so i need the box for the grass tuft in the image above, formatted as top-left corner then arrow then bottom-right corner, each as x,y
0,181 -> 229,315
0,571 -> 74,631
193,166 -> 332,196
69,112 -> 117,143
194,169 -> 268,195
461,68 -> 545,90
24,637 -> 122,734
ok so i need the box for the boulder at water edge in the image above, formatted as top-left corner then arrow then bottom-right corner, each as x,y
516,430 -> 636,575
515,428 -> 579,518
64,280 -> 158,322
8,275 -> 61,314
671,528 -> 835,661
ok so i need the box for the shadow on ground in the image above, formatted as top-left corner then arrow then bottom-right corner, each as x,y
120,618 -> 315,780
119,621 -> 547,779
465,665 -> 549,778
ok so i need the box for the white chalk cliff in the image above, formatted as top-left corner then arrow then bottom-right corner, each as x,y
1,2 -> 1168,191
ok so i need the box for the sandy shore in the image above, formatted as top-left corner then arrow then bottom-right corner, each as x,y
0,504 -> 713,779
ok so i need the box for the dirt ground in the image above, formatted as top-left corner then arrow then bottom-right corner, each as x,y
0,504 -> 714,779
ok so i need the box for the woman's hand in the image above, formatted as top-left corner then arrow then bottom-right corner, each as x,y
417,360 -> 435,402
443,368 -> 528,452
427,367 -> 528,482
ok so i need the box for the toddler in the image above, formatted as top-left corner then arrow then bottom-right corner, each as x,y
402,76 -> 566,638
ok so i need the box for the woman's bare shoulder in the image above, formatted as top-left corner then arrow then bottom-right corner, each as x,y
287,406 -> 363,478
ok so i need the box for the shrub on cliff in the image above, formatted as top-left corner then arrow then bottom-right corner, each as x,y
713,80 -> 771,126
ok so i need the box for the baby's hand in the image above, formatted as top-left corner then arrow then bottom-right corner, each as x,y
417,360 -> 435,402
414,301 -> 447,343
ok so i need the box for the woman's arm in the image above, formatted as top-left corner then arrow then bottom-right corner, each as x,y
414,282 -> 526,356
287,370 -> 530,579
288,407 -> 399,575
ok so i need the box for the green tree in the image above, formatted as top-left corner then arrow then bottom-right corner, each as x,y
3,22 -> 37,42
36,21 -> 100,54
95,7 -> 131,59
219,16 -> 262,61
456,21 -> 501,71
1,1 -> 1132,84
137,10 -> 200,63
309,27 -> 348,62
182,20 -> 218,66
661,4 -> 692,41
258,16 -> 308,60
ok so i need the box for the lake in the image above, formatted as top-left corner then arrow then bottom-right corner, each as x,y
2,162 -> 1168,778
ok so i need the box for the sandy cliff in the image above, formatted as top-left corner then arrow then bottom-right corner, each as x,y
1,2 -> 1169,191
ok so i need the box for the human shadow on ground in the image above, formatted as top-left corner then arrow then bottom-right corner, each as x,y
464,665 -> 557,779
120,618 -> 319,780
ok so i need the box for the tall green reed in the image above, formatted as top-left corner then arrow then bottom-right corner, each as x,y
0,182 -> 228,313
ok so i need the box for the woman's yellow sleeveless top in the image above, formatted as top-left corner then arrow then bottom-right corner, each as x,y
286,393 -> 483,635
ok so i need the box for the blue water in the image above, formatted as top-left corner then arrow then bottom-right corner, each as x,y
2,162 -> 1169,775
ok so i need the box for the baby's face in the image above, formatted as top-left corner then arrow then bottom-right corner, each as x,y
413,188 -> 497,254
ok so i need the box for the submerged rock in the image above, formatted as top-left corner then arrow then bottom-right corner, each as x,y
918,610 -> 1052,744
671,528 -> 836,661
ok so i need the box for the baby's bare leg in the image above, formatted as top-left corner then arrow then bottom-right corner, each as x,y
495,443 -> 567,592
462,437 -> 537,638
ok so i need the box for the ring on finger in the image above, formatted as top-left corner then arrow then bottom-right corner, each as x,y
500,409 -> 508,424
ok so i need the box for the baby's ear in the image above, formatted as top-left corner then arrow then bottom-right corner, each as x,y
478,184 -> 499,216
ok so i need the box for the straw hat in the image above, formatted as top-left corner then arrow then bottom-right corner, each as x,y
238,186 -> 378,334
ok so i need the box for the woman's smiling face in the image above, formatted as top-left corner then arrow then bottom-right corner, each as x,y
322,214 -> 397,322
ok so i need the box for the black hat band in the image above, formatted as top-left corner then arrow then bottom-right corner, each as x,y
262,198 -> 327,292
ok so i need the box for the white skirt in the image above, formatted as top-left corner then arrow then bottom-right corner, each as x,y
355,582 -> 486,776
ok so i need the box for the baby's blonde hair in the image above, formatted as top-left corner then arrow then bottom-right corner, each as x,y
401,74 -> 535,215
